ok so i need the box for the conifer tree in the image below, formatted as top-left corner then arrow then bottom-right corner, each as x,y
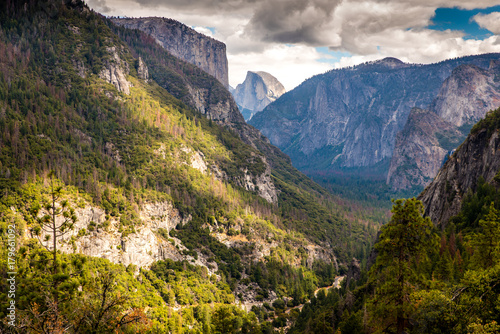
24,171 -> 77,274
368,198 -> 436,334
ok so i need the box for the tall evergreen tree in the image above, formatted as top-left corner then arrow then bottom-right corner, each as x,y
368,198 -> 436,334
23,171 -> 76,274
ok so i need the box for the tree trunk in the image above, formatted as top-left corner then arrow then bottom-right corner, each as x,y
397,314 -> 405,334
52,181 -> 57,274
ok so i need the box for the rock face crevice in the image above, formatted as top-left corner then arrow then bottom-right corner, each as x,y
233,71 -> 286,120
111,17 -> 229,88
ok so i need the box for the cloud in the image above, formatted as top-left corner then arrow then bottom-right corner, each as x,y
368,0 -> 500,10
87,0 -> 500,89
108,0 -> 263,15
193,26 -> 214,38
473,12 -> 500,34
245,0 -> 341,45
87,0 -> 112,13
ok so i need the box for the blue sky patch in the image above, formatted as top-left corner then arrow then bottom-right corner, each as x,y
316,47 -> 351,64
429,6 -> 500,39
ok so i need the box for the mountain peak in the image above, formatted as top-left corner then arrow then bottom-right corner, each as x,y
233,71 -> 286,120
372,57 -> 406,68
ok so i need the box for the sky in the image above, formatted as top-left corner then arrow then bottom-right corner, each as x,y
87,0 -> 500,91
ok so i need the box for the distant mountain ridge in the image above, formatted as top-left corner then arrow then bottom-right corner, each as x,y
249,53 -> 500,190
232,71 -> 286,121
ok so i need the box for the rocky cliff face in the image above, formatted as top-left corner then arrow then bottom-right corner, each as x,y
110,19 -> 244,127
233,71 -> 286,121
431,62 -> 500,127
249,54 -> 500,179
388,60 -> 500,190
237,156 -> 278,204
111,17 -> 229,88
136,56 -> 149,81
419,124 -> 500,226
387,108 -> 464,190
48,201 -> 195,269
98,46 -> 131,94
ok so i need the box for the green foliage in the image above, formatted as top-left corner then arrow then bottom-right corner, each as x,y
467,203 -> 500,270
21,171 -> 77,273
150,259 -> 235,306
471,106 -> 500,138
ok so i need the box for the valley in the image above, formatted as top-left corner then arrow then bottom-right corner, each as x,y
1,0 -> 500,333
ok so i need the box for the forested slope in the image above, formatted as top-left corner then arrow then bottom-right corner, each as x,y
0,0 -> 378,332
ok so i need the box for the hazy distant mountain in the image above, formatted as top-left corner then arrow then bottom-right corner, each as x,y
232,71 -> 286,121
386,108 -> 465,190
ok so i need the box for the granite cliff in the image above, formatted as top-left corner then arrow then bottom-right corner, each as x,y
233,71 -> 286,121
386,108 -> 464,190
111,17 -> 229,88
431,61 -> 500,127
388,61 -> 500,190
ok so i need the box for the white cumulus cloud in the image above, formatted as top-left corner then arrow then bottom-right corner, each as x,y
473,12 -> 500,34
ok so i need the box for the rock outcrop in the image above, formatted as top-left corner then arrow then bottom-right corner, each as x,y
111,17 -> 229,88
98,46 -> 131,94
49,201 -> 194,269
233,71 -> 286,121
387,108 -> 465,190
110,19 -> 243,126
136,56 -> 149,81
419,123 -> 500,226
237,156 -> 278,204
249,54 -> 500,180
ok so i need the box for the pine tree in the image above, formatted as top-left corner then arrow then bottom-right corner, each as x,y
23,171 -> 76,274
368,198 -> 436,334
